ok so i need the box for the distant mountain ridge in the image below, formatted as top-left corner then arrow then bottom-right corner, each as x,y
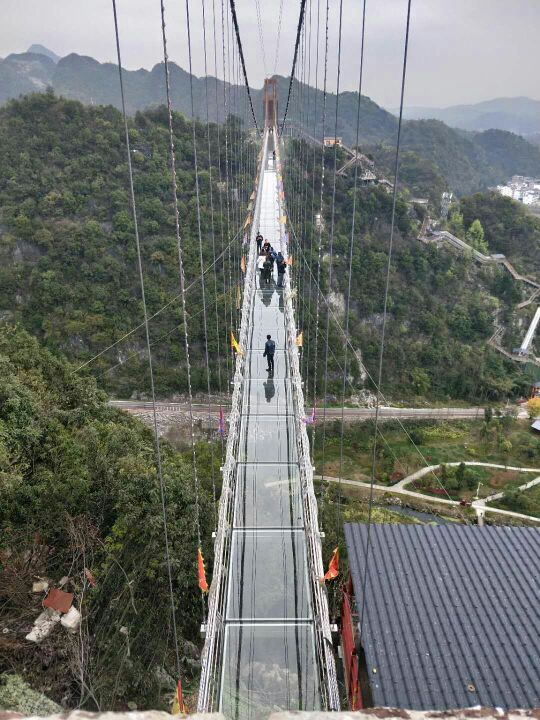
27,44 -> 61,63
400,97 -> 540,135
3,45 -> 540,195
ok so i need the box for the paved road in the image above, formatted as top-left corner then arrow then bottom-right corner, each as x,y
318,463 -> 540,524
110,399 -> 485,421
392,461 -> 540,489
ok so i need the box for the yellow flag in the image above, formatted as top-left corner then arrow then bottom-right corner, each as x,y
279,215 -> 287,224
243,214 -> 252,229
295,332 -> 303,347
230,331 -> 243,355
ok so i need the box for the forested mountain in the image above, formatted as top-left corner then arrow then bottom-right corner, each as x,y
0,324 -> 214,709
0,92 -> 254,397
283,138 -> 534,403
460,191 -> 540,270
3,47 -> 540,196
395,121 -> 540,196
401,97 -> 540,135
0,92 -> 536,402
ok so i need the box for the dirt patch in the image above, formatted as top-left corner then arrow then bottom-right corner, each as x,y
485,469 -> 523,488
323,458 -> 370,482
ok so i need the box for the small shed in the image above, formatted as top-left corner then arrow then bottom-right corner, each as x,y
341,523 -> 540,711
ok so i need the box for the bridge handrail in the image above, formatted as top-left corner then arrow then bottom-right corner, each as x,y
197,132 -> 268,712
276,139 -> 341,712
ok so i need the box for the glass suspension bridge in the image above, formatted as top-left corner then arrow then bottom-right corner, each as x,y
197,96 -> 340,719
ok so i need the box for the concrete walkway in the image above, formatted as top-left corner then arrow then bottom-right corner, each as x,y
393,461 -> 540,489
317,466 -> 540,524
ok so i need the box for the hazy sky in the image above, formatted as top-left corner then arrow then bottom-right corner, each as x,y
2,0 -> 539,109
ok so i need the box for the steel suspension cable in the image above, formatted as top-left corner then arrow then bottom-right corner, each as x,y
279,0 -> 308,136
337,0 -> 368,534
111,0 -> 182,676
201,0 -> 224,412
221,0 -> 235,366
212,0 -> 232,390
253,0 -> 268,78
186,0 -> 219,527
304,0 -> 320,383
299,0 -> 313,354
310,0 -> 330,470
228,0 -> 260,133
360,0 -> 413,637
319,0 -> 344,507
286,217 -> 470,517
159,0 -> 206,620
273,0 -> 285,75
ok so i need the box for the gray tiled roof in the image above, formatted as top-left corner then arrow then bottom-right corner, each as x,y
344,523 -> 540,710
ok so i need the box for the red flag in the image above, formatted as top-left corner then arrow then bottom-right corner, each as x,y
321,547 -> 339,583
172,679 -> 188,714
198,548 -> 208,593
218,406 -> 226,437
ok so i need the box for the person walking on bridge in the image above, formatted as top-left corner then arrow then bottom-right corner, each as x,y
262,254 -> 273,285
263,334 -> 275,375
256,231 -> 263,254
276,252 -> 286,288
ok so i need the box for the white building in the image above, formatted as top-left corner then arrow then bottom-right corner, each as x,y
496,176 -> 540,206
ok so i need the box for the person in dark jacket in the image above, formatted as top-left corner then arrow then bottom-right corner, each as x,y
256,231 -> 263,253
262,254 -> 273,284
276,252 -> 286,287
263,334 -> 275,374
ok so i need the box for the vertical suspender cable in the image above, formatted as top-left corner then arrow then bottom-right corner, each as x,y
304,0 -> 321,383
159,0 -> 206,620
186,0 -> 219,528
310,0 -> 329,468
201,0 -> 226,482
360,0 -> 413,637
337,0 -> 368,533
211,0 -> 232,392
111,0 -> 182,675
279,0 -> 308,136
273,0 -> 284,76
319,0 -> 344,503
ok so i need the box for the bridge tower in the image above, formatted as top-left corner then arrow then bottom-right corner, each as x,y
263,77 -> 278,128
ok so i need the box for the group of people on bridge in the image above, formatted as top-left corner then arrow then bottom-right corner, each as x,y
255,231 -> 287,288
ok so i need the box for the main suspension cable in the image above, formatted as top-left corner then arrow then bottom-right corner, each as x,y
279,0 -> 308,135
111,0 -> 182,677
228,0 -> 260,133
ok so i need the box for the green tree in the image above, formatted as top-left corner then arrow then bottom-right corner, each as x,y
466,218 -> 489,253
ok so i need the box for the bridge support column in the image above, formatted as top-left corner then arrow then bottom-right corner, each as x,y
263,77 -> 278,129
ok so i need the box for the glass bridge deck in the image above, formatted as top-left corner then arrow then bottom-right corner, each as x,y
219,159 -> 321,719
